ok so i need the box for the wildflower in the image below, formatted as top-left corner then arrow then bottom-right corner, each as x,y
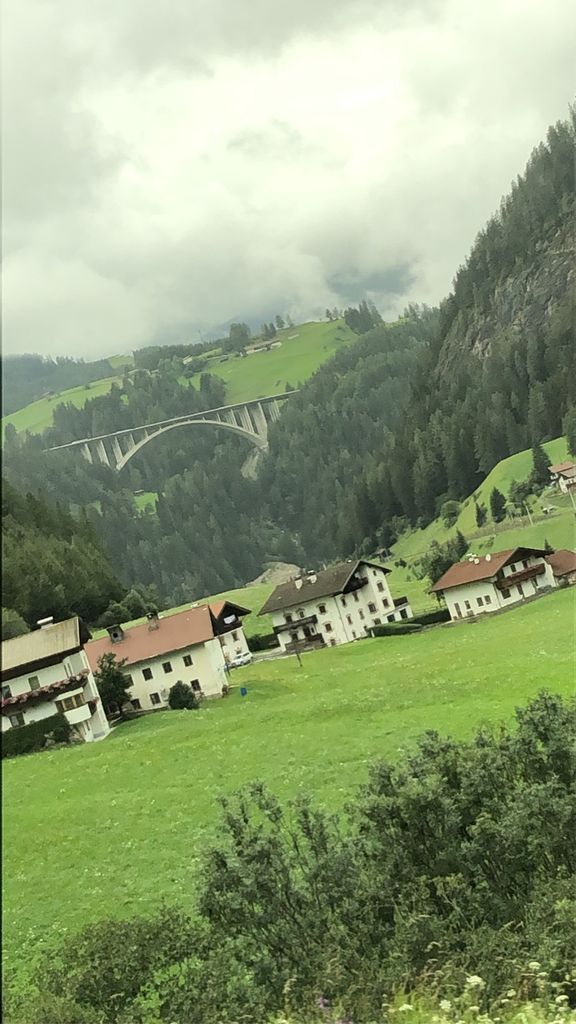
398,1004 -> 413,1012
506,990 -> 516,998
466,976 -> 486,990
527,961 -> 541,972
555,995 -> 569,1005
440,999 -> 452,1012
468,1007 -> 480,1015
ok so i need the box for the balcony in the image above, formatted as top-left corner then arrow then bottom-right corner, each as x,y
345,575 -> 368,594
274,613 -> 318,634
496,563 -> 545,590
285,635 -> 326,654
64,703 -> 92,725
393,596 -> 409,607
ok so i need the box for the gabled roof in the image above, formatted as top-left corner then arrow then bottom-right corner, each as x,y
546,549 -> 576,577
85,606 -> 215,671
430,547 -> 549,593
1,617 -> 85,678
548,461 -> 575,475
258,560 -> 389,615
209,600 -> 251,620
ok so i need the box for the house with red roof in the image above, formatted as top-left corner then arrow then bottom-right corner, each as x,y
430,547 -> 556,621
1,616 -> 110,741
546,549 -> 576,587
85,600 -> 251,713
548,460 -> 576,493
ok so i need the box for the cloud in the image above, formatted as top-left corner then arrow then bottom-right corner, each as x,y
2,0 -> 575,357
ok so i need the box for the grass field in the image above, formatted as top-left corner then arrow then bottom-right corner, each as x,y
3,588 -> 574,960
185,320 -> 359,403
1,376 -> 121,436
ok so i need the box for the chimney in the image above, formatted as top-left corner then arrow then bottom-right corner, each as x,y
106,624 -> 125,643
307,573 -> 317,584
147,610 -> 160,631
295,578 -> 303,590
37,616 -> 54,629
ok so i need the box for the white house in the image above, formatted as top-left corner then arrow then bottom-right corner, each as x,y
1,616 -> 110,741
546,549 -> 576,587
430,546 -> 556,622
85,601 -> 251,712
258,559 -> 413,653
548,461 -> 576,493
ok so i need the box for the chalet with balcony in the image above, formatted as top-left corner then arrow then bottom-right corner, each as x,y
548,461 -> 576,493
85,602 -> 251,713
1,616 -> 110,741
430,547 -> 556,621
258,560 -> 413,653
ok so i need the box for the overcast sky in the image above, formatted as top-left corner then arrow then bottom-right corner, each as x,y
2,0 -> 575,359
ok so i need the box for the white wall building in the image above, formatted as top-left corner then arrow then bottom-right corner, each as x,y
431,547 -> 556,622
259,559 -> 413,653
1,616 -> 110,741
85,601 -> 251,712
548,460 -> 576,494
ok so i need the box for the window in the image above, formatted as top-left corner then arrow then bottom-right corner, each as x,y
150,692 -> 161,705
290,632 -> 299,643
477,597 -> 484,607
374,617 -> 382,625
232,631 -> 239,641
125,674 -> 133,687
132,698 -> 141,710
368,602 -> 376,613
358,609 -> 365,620
517,583 -> 524,597
298,609 -> 305,619
285,613 -> 293,623
28,676 -> 40,690
9,712 -> 24,728
340,597 -> 346,606
464,601 -> 471,610
485,594 -> 492,604
346,615 -> 352,625
509,563 -> 516,573
400,609 -> 408,620
2,685 -> 12,699
183,654 -> 193,667
191,680 -> 202,692
382,598 -> 389,608
58,693 -> 84,712
453,602 -> 462,618
162,662 -> 173,674
377,581 -> 384,592
318,603 -> 327,614
330,639 -> 337,647
352,630 -> 357,638
522,559 -> 530,569
501,587 -> 511,600
142,667 -> 153,681
353,592 -> 359,602
324,623 -> 333,633
387,614 -> 395,623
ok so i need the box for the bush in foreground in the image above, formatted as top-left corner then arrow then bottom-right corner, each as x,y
4,692 -> 576,1023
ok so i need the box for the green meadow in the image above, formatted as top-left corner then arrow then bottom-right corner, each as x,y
3,588 -> 574,960
1,376 -> 121,436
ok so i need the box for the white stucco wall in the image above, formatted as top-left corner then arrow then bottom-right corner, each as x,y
218,625 -> 250,662
271,563 -> 412,650
123,637 -> 227,710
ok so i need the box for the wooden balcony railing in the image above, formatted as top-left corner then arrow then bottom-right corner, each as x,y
274,614 -> 318,634
495,563 -> 545,590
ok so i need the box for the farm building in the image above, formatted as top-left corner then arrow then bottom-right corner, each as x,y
258,559 -> 412,653
546,548 -> 576,587
548,461 -> 576,493
430,547 -> 556,621
85,601 -> 251,713
1,616 -> 110,741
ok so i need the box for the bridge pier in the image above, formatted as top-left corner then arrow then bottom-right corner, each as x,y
111,436 -> 123,468
96,439 -> 110,466
81,443 -> 93,464
251,402 -> 269,440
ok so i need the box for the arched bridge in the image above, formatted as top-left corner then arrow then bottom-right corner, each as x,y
46,391 -> 299,474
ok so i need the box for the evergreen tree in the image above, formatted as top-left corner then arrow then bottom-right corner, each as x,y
530,442 -> 551,489
275,315 -> 285,330
563,406 -> 576,457
474,501 -> 487,528
490,487 -> 507,523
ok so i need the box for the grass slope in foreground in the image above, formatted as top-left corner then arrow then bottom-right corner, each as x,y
186,319 -> 359,404
3,588 -> 574,957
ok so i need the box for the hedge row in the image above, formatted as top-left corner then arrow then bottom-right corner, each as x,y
370,622 -> 424,637
411,607 -> 451,625
1,712 -> 72,759
247,632 -> 277,651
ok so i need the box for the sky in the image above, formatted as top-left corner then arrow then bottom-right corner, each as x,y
2,0 -> 575,359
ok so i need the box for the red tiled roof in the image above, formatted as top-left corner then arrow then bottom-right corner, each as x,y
85,606 -> 215,671
548,461 -> 575,474
546,549 -> 576,577
430,547 -> 549,593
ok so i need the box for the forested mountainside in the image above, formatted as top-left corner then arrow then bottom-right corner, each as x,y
1,354 -> 119,416
2,115 -> 574,611
261,114 -> 575,560
1,482 -> 125,636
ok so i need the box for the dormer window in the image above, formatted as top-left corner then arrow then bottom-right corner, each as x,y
298,610 -> 305,619
106,624 -> 124,643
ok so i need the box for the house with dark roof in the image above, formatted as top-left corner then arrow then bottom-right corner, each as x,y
546,549 -> 576,587
258,560 -> 412,653
548,461 -> 576,493
85,600 -> 251,712
1,616 -> 110,741
430,547 -> 556,621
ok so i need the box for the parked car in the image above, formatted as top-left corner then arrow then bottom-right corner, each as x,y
228,652 -> 253,669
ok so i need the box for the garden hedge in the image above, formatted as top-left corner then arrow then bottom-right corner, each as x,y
1,712 -> 72,759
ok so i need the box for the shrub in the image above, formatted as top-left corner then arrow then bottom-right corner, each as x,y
168,681 -> 200,710
246,632 -> 277,651
369,621 -> 423,636
412,607 -> 451,626
1,713 -> 72,759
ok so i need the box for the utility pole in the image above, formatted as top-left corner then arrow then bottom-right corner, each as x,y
523,503 -> 534,527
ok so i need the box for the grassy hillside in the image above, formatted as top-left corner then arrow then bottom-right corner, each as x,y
1,376 -> 121,436
186,319 -> 359,403
3,588 -> 573,957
